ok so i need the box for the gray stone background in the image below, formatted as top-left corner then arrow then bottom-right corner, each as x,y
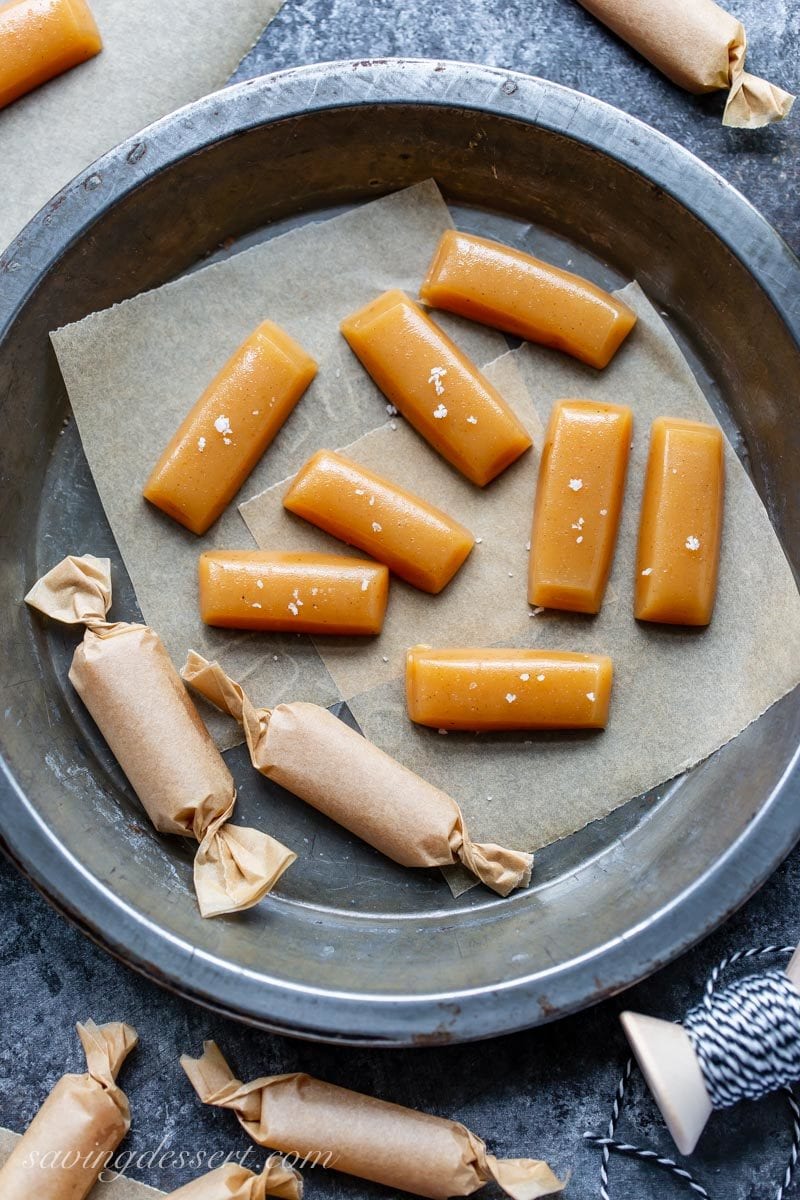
2,2 -> 799,1198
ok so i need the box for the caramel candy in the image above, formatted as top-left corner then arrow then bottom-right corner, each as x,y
635,417 -> 724,625
144,321 -> 317,534
283,449 -> 474,594
340,289 -> 532,486
0,0 -> 102,111
199,550 -> 389,636
182,1042 -> 564,1200
420,231 -> 637,370
529,399 -> 633,613
406,646 -> 613,731
0,1021 -> 136,1200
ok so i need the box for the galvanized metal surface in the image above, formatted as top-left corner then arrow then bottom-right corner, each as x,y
0,59 -> 798,1046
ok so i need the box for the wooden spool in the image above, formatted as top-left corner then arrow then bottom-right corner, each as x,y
621,944 -> 800,1155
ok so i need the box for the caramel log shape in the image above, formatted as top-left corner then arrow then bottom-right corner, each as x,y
529,399 -> 632,613
407,647 -> 613,731
0,1021 -> 136,1200
182,1042 -> 564,1200
0,0 -> 102,110
635,418 -> 724,625
340,289 -> 532,486
420,231 -> 637,370
144,321 -> 317,534
283,449 -> 474,594
25,555 -> 296,917
182,653 -> 533,897
199,550 -> 389,635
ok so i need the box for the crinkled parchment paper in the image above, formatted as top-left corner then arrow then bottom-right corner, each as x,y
50,183 -> 506,746
0,0 -> 280,253
241,282 -> 800,850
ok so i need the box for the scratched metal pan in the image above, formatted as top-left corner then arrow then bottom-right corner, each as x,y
1,60 -> 798,1046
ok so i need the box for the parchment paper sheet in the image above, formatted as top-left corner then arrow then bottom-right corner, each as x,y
577,0 -> 795,128
0,0 -> 280,253
50,183 -> 506,747
242,282 -> 800,851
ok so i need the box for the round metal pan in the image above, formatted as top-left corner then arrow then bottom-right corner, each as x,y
1,60 -> 798,1046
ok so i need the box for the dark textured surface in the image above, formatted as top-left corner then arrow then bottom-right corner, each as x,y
1,2 -> 799,1198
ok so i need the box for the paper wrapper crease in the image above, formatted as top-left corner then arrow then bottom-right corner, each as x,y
182,652 -> 532,896
168,1161 -> 302,1200
578,0 -> 795,127
25,555 -> 296,916
181,1042 -> 564,1200
0,1020 -> 137,1200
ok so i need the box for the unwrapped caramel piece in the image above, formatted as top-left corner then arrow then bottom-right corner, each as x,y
199,550 -> 389,635
0,0 -> 102,110
182,653 -> 533,896
421,231 -> 637,369
283,448 -> 475,593
407,646 -> 613,731
168,1160 -> 302,1200
182,1042 -> 564,1200
144,320 -> 317,535
25,555 -> 296,916
340,289 -> 532,485
635,417 -> 724,625
529,399 -> 632,613
577,0 -> 794,128
0,1020 -> 136,1200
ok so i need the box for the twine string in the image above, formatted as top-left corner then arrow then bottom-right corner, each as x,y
584,945 -> 800,1199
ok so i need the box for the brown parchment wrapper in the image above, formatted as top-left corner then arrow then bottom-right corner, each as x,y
181,1043 -> 564,1200
0,1020 -> 137,1200
25,555 -> 296,917
181,652 -> 532,896
168,1161 -> 302,1200
578,0 -> 795,127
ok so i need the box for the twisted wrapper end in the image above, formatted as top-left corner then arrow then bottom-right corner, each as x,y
195,806 -> 297,919
182,651 -> 269,758
456,832 -> 533,898
25,554 -> 115,628
484,1153 -> 566,1199
724,32 -> 795,128
77,1019 -> 138,1128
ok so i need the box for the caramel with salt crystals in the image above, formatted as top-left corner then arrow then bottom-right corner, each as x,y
144,320 -> 317,534
420,231 -> 637,370
407,647 -> 613,731
283,449 -> 474,593
529,399 -> 633,613
635,417 -> 724,625
340,289 -> 532,486
0,0 -> 102,110
199,550 -> 389,636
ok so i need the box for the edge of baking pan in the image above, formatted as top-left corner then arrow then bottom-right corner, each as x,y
1,59 -> 799,1045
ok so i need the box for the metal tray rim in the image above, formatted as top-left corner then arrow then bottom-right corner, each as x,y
1,58 -> 799,1045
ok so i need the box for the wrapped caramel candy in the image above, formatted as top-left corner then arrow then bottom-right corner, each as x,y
168,1160 -> 302,1199
578,0 -> 794,128
182,653 -> 533,896
0,1021 -> 136,1200
25,555 -> 296,917
182,1043 -> 564,1200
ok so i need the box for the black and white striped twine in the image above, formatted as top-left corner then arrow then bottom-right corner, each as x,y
584,945 -> 800,1199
